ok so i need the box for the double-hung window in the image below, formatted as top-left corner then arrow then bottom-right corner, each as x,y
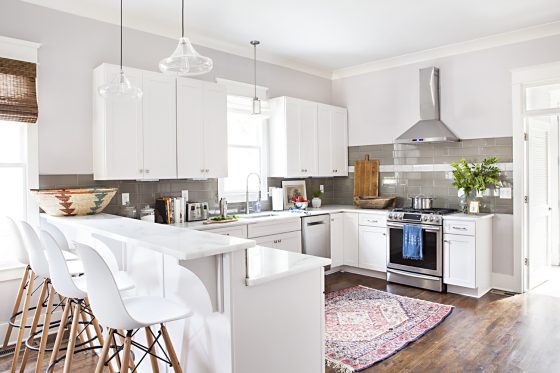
218,96 -> 268,204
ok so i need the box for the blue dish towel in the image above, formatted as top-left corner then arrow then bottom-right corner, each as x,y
402,224 -> 423,260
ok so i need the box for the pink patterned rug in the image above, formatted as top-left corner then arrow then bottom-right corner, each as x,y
325,285 -> 453,372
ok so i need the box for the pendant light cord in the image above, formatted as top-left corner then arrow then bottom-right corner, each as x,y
254,43 -> 257,99
120,0 -> 123,70
181,0 -> 185,38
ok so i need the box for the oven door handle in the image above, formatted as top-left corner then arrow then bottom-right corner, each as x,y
386,222 -> 442,232
387,268 -> 441,281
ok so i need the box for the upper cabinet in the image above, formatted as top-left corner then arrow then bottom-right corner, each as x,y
93,64 -> 177,180
318,104 -> 348,177
176,78 -> 228,179
269,96 -> 348,178
93,64 -> 228,181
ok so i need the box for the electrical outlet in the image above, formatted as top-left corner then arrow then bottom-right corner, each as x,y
493,188 -> 500,197
181,190 -> 189,201
500,187 -> 512,199
121,193 -> 129,206
320,185 -> 324,193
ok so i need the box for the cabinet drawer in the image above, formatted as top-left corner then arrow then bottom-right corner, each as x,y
254,231 -> 302,253
205,225 -> 247,238
444,220 -> 475,236
247,217 -> 301,238
359,213 -> 387,227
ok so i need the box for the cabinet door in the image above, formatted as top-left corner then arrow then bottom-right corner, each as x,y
254,231 -> 302,253
359,226 -> 387,272
142,71 -> 177,179
177,78 -> 205,178
343,213 -> 359,267
203,83 -> 228,178
299,100 -> 318,176
331,108 -> 348,176
330,213 -> 344,267
443,234 -> 476,288
97,65 -> 143,180
317,105 -> 333,177
285,98 -> 305,177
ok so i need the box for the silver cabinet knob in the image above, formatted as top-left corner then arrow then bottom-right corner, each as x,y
139,169 -> 143,173
206,169 -> 210,173
145,169 -> 150,174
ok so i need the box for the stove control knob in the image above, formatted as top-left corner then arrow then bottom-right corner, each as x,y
429,216 -> 435,222
421,215 -> 427,221
434,217 -> 440,223
398,213 -> 404,219
388,213 -> 394,219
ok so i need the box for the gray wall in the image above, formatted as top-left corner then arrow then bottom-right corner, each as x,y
0,0 -> 332,175
332,34 -> 560,146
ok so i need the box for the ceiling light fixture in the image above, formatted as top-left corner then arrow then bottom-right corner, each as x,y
98,0 -> 142,100
251,40 -> 261,115
159,0 -> 213,76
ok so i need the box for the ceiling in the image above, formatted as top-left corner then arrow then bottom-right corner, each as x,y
22,0 -> 560,78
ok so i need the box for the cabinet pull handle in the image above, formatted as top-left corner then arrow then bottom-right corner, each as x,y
443,240 -> 449,243
368,219 -> 378,223
206,169 -> 210,172
139,169 -> 143,173
382,233 -> 386,236
452,226 -> 467,230
200,169 -> 205,173
145,169 -> 150,174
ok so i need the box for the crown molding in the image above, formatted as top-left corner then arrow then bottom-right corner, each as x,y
332,21 -> 560,80
0,36 -> 40,63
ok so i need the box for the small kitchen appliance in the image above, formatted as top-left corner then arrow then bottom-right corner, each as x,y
186,202 -> 209,222
386,207 -> 456,292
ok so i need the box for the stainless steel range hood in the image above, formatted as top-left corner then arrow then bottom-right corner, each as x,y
395,67 -> 459,144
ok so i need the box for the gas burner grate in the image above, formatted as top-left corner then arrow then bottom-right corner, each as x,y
392,207 -> 457,215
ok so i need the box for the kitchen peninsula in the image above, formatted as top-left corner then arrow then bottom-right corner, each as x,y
41,213 -> 330,373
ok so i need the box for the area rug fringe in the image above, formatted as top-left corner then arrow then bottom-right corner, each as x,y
325,357 -> 355,373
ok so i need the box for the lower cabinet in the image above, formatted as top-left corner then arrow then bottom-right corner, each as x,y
443,234 -> 476,288
330,213 -> 344,267
358,226 -> 387,272
204,225 -> 248,239
342,213 -> 359,267
254,231 -> 302,253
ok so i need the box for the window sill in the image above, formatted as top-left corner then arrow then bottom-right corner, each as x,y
0,263 -> 26,282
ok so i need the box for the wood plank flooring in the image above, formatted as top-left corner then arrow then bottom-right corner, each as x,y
2,271 -> 560,372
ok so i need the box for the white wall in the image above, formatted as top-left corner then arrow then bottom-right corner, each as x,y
0,0 -> 332,175
332,34 -> 560,146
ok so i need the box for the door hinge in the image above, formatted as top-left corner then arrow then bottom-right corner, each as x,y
524,196 -> 528,204
524,132 -> 528,141
524,258 -> 529,266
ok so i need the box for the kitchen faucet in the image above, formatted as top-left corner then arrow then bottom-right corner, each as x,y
246,172 -> 262,214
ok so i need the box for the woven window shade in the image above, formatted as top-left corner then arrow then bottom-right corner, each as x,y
0,57 -> 38,124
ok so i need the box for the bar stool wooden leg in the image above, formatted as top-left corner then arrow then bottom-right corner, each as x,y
48,297 -> 71,368
89,306 -> 115,373
120,331 -> 133,373
10,272 -> 35,373
111,332 -> 122,372
161,324 -> 183,373
95,329 -> 113,373
62,301 -> 81,373
80,309 -> 96,350
2,266 -> 30,349
144,326 -> 160,373
35,282 -> 56,373
19,279 -> 48,373
117,331 -> 137,371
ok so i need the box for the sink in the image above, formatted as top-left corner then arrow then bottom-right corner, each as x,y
238,213 -> 279,219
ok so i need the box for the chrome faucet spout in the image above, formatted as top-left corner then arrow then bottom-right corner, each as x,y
246,172 -> 262,214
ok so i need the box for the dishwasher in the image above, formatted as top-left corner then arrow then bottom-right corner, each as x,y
301,214 -> 331,258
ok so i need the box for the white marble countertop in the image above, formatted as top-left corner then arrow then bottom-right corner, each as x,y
42,213 -> 255,260
245,246 -> 331,287
443,213 -> 495,221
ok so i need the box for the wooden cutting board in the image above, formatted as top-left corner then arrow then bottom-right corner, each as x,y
353,156 -> 379,197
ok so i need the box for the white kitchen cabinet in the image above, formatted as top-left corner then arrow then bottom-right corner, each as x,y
443,234 -> 476,288
343,213 -> 359,267
93,64 -> 177,180
318,104 -> 348,177
358,226 -> 387,272
204,225 -> 248,239
177,77 -> 228,179
254,231 -> 302,253
269,96 -> 318,177
442,216 -> 493,297
330,213 -> 344,267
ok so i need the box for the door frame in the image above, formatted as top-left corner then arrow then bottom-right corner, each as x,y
512,61 -> 560,293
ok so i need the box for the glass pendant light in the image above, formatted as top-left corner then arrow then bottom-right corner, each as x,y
251,40 -> 261,115
98,0 -> 142,100
159,0 -> 213,76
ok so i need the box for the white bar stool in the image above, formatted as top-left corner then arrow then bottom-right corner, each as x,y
76,242 -> 193,373
15,221 -> 84,373
42,230 -> 136,373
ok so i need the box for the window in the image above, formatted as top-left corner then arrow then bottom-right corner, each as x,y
218,96 -> 268,204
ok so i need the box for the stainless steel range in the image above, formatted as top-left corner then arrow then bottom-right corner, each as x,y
386,207 -> 456,292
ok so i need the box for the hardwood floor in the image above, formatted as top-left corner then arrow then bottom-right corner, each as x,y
2,271 -> 560,372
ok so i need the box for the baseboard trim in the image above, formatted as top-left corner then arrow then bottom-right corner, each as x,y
491,273 -> 520,293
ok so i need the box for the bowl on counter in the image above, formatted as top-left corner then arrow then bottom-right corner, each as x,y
294,201 -> 309,210
31,187 -> 118,216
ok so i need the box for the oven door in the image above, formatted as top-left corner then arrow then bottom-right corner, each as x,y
386,222 -> 442,277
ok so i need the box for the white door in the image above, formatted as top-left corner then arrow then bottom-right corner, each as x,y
285,98 -> 305,177
443,234 -> 476,288
330,214 -> 344,267
358,226 -> 387,272
317,105 -> 333,177
331,108 -> 348,176
203,83 -> 228,178
103,66 -> 143,179
526,115 -> 554,289
299,100 -> 318,176
177,78 -> 205,178
343,213 -> 359,267
142,71 -> 177,179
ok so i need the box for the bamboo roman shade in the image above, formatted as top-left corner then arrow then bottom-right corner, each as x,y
0,57 -> 38,123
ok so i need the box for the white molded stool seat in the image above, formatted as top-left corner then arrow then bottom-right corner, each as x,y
123,296 -> 191,327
